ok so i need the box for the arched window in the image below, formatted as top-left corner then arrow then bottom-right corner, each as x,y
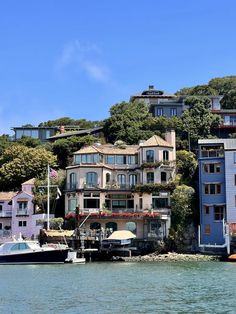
86,172 -> 98,188
129,174 -> 137,187
105,222 -> 117,232
69,172 -> 77,189
117,174 -> 126,188
146,150 -> 154,162
90,222 -> 101,230
125,221 -> 137,234
161,172 -> 167,183
163,150 -> 169,161
106,173 -> 111,183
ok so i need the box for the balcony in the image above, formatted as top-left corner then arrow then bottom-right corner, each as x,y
200,150 -> 224,158
0,230 -> 11,238
0,211 -> 12,217
16,209 -> 29,216
66,183 -> 79,190
104,183 -> 135,191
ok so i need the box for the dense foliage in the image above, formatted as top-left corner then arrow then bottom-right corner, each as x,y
176,76 -> 236,109
0,145 -> 57,190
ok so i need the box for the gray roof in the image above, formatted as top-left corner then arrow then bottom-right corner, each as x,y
47,126 -> 103,141
198,138 -> 236,150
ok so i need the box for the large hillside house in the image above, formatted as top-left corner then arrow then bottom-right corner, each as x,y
65,130 -> 176,240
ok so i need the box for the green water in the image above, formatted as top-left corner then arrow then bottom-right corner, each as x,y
0,261 -> 235,313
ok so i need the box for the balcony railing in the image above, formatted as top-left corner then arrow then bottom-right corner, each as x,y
104,183 -> 135,190
200,150 -> 224,158
16,209 -> 29,216
0,230 -> 11,237
66,183 -> 79,190
0,211 -> 12,217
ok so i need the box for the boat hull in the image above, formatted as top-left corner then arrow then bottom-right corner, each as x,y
0,249 -> 69,265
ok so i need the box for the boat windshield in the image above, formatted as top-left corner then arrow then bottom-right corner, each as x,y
0,242 -> 32,253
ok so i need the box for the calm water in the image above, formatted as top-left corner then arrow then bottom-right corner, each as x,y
0,261 -> 236,314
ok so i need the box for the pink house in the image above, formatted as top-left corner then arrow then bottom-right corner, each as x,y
0,192 -> 17,238
0,179 -> 54,241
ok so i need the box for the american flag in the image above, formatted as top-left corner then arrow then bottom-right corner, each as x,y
49,167 -> 58,179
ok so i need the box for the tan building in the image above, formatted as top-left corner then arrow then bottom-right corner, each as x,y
65,130 -> 176,240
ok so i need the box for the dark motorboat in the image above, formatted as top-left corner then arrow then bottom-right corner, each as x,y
0,240 -> 70,264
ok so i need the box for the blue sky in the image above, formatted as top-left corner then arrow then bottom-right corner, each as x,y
0,0 -> 236,135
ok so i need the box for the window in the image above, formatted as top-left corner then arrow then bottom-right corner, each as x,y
18,221 -> 27,227
126,222 -> 137,234
106,155 -> 115,164
18,202 -> 27,210
75,154 -> 99,164
152,198 -> 168,208
234,152 -> 236,163
146,150 -> 154,162
128,155 -> 137,165
204,183 -> 221,194
156,108 -> 163,116
0,204 -> 2,212
139,198 -> 143,210
86,172 -> 98,187
163,150 -> 169,161
0,223 -> 2,230
204,205 -> 210,215
90,222 -> 101,230
84,199 -> 100,208
105,222 -> 117,231
117,174 -> 126,188
170,108 -> 177,116
147,172 -> 154,184
116,155 -> 126,164
204,163 -> 221,173
68,199 -> 77,212
106,173 -> 111,183
69,173 -> 77,189
214,205 -> 225,221
204,224 -> 211,235
235,174 -> 236,186
112,200 -> 126,209
129,174 -> 137,186
161,172 -> 167,183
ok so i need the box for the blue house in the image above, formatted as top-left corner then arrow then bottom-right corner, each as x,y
198,138 -> 236,249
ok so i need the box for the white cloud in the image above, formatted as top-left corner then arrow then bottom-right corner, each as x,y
55,40 -> 110,82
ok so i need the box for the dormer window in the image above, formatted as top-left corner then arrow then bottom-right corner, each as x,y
74,154 -> 99,164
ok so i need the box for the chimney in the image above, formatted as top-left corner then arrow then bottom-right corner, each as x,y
59,126 -> 65,134
165,129 -> 176,160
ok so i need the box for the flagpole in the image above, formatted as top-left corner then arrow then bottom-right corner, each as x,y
47,164 -> 50,230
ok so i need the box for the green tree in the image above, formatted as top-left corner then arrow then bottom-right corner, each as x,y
16,136 -> 41,148
182,96 -> 221,147
167,185 -> 195,252
103,101 -> 154,144
0,135 -> 12,155
0,145 -> 57,190
52,135 -> 96,168
38,117 -> 99,128
176,150 -> 197,183
171,185 -> 195,228
176,85 -> 217,96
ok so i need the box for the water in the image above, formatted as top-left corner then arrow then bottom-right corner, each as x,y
0,261 -> 235,314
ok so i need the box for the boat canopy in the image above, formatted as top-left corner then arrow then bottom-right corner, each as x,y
107,230 -> 136,241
